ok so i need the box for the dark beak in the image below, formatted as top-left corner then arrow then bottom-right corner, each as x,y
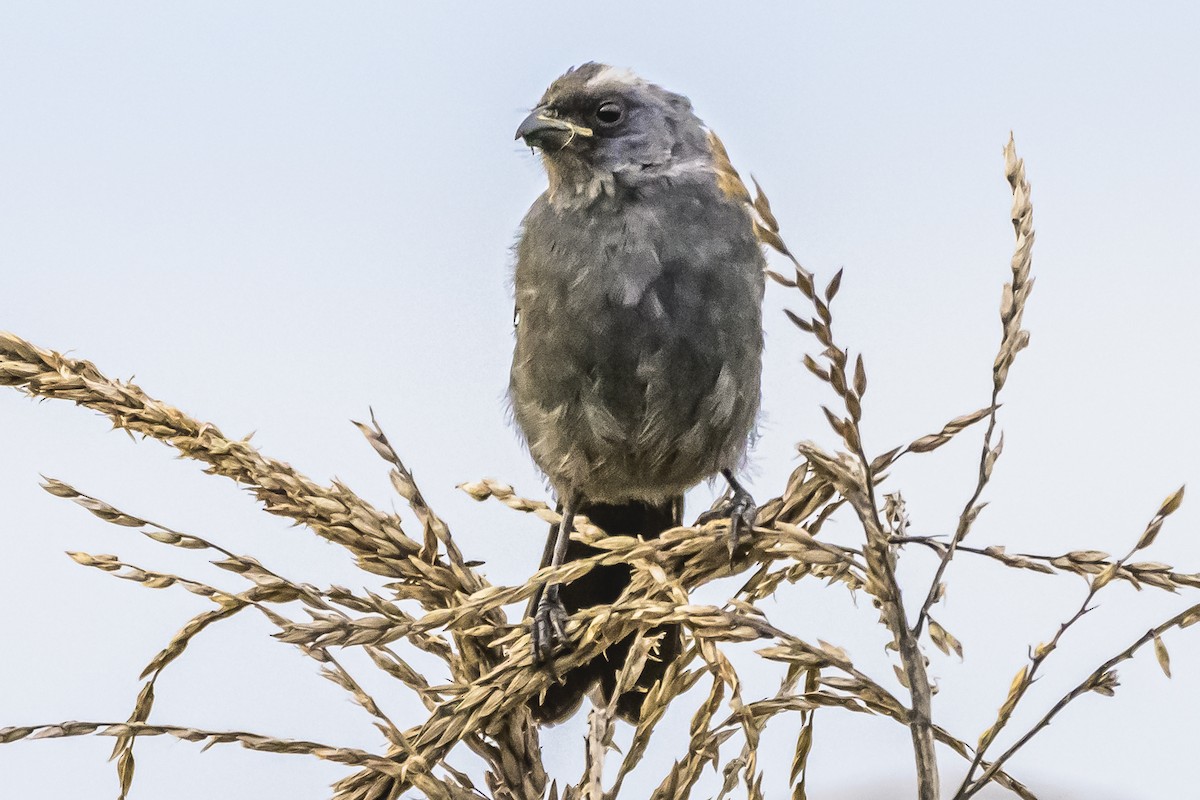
515,108 -> 592,149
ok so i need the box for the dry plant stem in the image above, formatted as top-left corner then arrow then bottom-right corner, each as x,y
357,563 -> 936,799
355,411 -> 477,587
353,415 -> 543,795
915,136 -> 1034,637
66,519 -> 492,795
0,334 -> 541,798
838,440 -> 941,799
46,478 -> 453,682
64,507 -> 1030,799
66,552 -> 417,754
958,600 -> 1200,800
648,671 -> 725,800
781,236 -> 940,794
853,436 -> 940,800
0,333 -> 428,580
0,336 -> 505,672
47,478 -> 514,790
790,667 -> 820,798
329,523 -> 691,797
737,614 -> 1036,799
761,153 -> 943,797
848,489 -> 940,800
5,352 -> 1036,798
956,488 -> 1186,796
728,659 -> 809,800
912,390 -> 1000,639
581,706 -> 614,800
0,721 -> 403,775
895,535 -> 1200,592
575,633 -> 651,799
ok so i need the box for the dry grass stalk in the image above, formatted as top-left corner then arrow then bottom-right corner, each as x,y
912,136 -> 1035,641
953,486 -> 1187,798
958,597 -> 1200,799
764,190 -> 940,794
0,721 -> 408,774
3,137 -> 1197,800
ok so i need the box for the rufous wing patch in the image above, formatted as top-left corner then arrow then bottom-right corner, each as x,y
707,129 -> 753,206
707,129 -> 809,284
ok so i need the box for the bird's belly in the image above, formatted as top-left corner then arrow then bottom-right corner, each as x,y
512,324 -> 758,503
510,194 -> 765,502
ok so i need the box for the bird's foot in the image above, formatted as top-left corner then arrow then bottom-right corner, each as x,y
695,486 -> 757,557
531,587 -> 570,664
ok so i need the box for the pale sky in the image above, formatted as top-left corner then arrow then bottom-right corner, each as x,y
2,3 -> 1198,799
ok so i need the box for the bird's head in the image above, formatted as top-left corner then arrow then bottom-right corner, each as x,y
516,63 -> 712,200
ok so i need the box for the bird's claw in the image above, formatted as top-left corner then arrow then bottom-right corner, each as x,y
696,488 -> 757,557
531,589 -> 570,664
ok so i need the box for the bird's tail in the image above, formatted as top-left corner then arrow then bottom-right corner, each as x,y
527,497 -> 683,725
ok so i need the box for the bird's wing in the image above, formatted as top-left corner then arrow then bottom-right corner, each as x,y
707,128 -> 809,282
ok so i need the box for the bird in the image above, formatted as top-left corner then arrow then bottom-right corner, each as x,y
509,63 -> 766,724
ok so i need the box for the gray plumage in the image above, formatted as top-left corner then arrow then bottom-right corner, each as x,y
509,63 -> 765,723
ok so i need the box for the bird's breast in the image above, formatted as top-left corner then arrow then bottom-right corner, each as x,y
509,181 -> 764,500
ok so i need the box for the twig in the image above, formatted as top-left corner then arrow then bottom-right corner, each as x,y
757,164 -> 943,798
958,600 -> 1200,799
914,135 -> 1035,637
956,485 -> 1186,795
894,535 -> 1200,591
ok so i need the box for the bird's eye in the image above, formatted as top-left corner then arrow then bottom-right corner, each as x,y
594,101 -> 624,126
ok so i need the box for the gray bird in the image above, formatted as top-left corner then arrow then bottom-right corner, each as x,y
510,63 -> 766,724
